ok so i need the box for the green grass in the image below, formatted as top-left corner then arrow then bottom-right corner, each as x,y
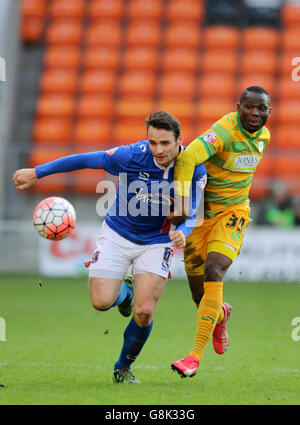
0,274 -> 300,405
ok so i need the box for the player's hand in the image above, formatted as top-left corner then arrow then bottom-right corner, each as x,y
13,168 -> 38,190
169,230 -> 185,249
167,195 -> 189,225
167,211 -> 187,226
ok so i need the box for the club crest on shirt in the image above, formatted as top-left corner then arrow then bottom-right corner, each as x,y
258,141 -> 264,152
203,132 -> 217,144
91,250 -> 100,263
106,147 -> 118,156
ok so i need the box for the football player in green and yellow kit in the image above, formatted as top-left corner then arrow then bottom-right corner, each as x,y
171,86 -> 272,378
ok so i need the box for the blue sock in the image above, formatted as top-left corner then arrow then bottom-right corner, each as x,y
103,283 -> 132,311
114,318 -> 153,371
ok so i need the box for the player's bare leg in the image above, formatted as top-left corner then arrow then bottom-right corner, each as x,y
133,273 -> 166,326
89,277 -> 123,311
113,273 -> 166,384
187,275 -> 204,308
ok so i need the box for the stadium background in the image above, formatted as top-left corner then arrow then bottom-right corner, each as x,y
1,0 -> 300,279
0,0 -> 300,406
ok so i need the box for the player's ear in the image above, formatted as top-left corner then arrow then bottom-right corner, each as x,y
177,133 -> 184,144
237,103 -> 241,113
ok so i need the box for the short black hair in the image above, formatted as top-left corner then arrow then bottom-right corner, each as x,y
145,110 -> 181,140
240,86 -> 270,104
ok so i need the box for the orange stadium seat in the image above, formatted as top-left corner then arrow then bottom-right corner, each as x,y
161,48 -> 199,73
165,0 -> 204,22
29,147 -> 71,166
249,156 -> 273,198
242,27 -> 279,51
240,50 -> 277,75
159,72 -> 196,100
29,147 -> 70,193
36,94 -> 75,118
21,0 -> 47,19
197,73 -> 235,99
273,156 -> 300,192
277,99 -> 300,124
48,0 -> 86,20
122,47 -> 158,71
202,50 -> 238,74
72,169 -> 108,195
194,120 -> 218,135
21,18 -> 44,43
254,156 -> 273,178
39,69 -> 78,94
164,23 -> 202,48
125,22 -> 161,47
156,99 -> 194,121
30,173 -> 68,194
73,119 -> 112,146
33,118 -> 72,143
82,47 -> 120,70
118,71 -> 156,96
113,119 -> 146,144
84,22 -> 122,46
115,97 -> 154,119
237,74 -> 274,97
278,79 -> 300,100
278,51 -> 300,75
127,0 -> 163,21
46,20 -> 82,45
179,121 -> 197,143
276,125 -> 300,150
195,98 -> 235,122
282,3 -> 300,27
79,70 -> 116,94
281,28 -> 300,51
44,46 -> 81,69
76,95 -> 114,118
203,26 -> 240,50
249,182 -> 270,199
87,0 -> 124,20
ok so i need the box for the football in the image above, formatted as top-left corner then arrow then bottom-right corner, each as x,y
33,196 -> 76,241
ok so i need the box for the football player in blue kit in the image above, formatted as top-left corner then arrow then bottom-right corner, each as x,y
13,110 -> 207,384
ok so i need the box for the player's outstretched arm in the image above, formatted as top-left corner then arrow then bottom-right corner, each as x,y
169,230 -> 185,249
13,168 -> 38,190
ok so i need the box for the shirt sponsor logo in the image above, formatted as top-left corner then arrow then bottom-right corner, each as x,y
203,132 -> 217,144
161,261 -> 169,271
234,155 -> 259,169
135,187 -> 173,207
138,171 -> 150,181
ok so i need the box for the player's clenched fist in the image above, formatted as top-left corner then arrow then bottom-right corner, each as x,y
169,230 -> 185,248
13,168 -> 38,190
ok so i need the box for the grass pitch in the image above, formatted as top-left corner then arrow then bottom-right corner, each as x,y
0,274 -> 299,405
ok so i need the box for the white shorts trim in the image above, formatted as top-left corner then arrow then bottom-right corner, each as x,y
88,222 -> 173,280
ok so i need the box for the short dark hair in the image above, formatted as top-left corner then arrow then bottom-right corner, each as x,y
240,86 -> 271,104
145,110 -> 181,140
